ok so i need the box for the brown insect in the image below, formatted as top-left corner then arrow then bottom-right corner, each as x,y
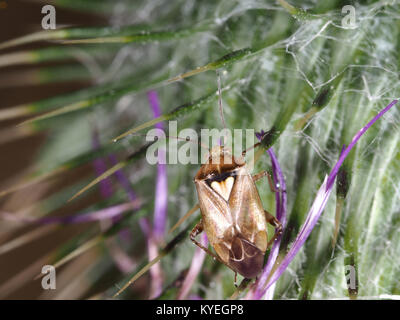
190,145 -> 282,279
113,75 -> 283,296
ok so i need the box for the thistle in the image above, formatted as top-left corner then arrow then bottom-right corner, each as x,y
0,0 -> 399,300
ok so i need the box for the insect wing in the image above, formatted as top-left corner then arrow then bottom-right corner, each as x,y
228,166 -> 268,252
194,179 -> 233,243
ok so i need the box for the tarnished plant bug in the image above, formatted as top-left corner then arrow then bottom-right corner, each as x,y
114,72 -> 283,296
191,144 -> 282,280
171,71 -> 283,281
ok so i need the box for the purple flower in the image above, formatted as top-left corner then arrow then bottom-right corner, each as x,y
250,99 -> 398,299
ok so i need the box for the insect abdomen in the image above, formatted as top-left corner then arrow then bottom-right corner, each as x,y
228,236 -> 264,278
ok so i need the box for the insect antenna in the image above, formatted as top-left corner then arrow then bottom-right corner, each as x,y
216,70 -> 228,147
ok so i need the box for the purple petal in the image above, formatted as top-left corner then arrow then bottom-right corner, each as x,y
147,90 -> 168,243
250,147 -> 287,299
139,217 -> 152,237
246,144 -> 287,299
109,153 -> 137,202
92,129 -> 138,204
2,201 -> 141,224
92,130 -> 137,246
107,153 -> 137,244
135,90 -> 168,298
92,129 -> 136,272
147,90 -> 164,131
148,229 -> 164,299
252,99 -> 398,299
177,233 -> 208,300
54,201 -> 140,223
153,157 -> 167,242
326,99 -> 398,190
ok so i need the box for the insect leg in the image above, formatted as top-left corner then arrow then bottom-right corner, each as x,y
234,272 -> 238,288
252,170 -> 281,193
190,220 -> 221,262
264,210 -> 283,248
190,220 -> 236,272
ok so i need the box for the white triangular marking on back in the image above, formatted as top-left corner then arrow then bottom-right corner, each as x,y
211,176 -> 234,201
